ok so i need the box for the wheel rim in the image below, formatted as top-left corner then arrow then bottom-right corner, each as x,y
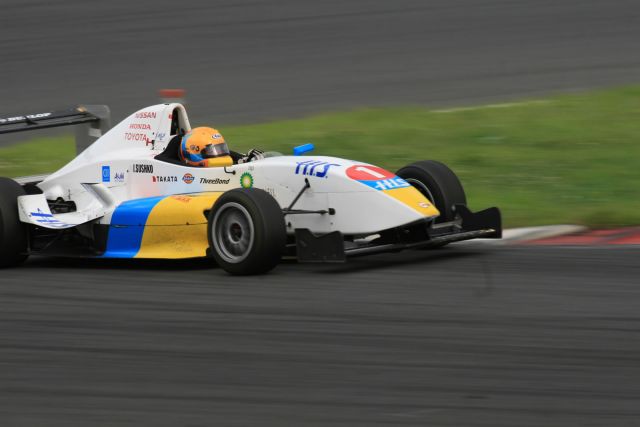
212,202 -> 255,263
405,178 -> 436,204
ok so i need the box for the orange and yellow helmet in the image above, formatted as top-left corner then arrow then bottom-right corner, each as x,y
179,127 -> 233,167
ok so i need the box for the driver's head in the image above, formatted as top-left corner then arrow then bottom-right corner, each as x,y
179,127 -> 232,167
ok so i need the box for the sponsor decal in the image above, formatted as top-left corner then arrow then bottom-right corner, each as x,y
240,172 -> 254,188
346,165 -> 394,181
129,123 -> 152,130
418,201 -> 431,208
114,172 -> 125,183
125,132 -> 152,145
133,164 -> 153,173
182,173 -> 195,184
135,111 -> 157,119
294,160 -> 340,178
170,195 -> 191,203
200,178 -> 231,185
367,177 -> 411,191
102,166 -> 110,183
0,112 -> 52,123
29,208 -> 69,228
157,132 -> 167,142
345,165 -> 411,191
213,133 -> 222,139
152,175 -> 178,183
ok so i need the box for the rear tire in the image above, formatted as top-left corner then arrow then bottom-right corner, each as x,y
396,160 -> 467,223
0,177 -> 29,267
207,188 -> 286,275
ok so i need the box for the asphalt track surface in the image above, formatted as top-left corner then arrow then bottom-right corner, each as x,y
2,0 -> 640,127
2,1 -> 640,425
1,246 -> 640,426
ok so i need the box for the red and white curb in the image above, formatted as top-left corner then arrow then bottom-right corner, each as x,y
463,225 -> 587,246
504,225 -> 588,243
465,225 -> 640,246
526,227 -> 640,245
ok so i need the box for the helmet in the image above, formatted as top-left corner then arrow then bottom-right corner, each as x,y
179,127 -> 233,167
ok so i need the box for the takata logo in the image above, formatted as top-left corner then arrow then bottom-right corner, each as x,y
153,176 -> 177,183
182,173 -> 195,184
295,160 -> 340,178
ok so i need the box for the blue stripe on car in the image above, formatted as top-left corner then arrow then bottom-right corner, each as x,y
102,196 -> 164,258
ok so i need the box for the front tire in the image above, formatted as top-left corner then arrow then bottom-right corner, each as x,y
207,188 -> 286,275
396,160 -> 467,223
0,177 -> 29,268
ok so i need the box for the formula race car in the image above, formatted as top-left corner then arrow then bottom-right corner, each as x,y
0,103 -> 501,274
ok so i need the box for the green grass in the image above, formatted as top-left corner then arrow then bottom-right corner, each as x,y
0,136 -> 76,178
3,86 -> 640,227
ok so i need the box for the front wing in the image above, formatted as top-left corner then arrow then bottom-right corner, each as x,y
294,204 -> 501,262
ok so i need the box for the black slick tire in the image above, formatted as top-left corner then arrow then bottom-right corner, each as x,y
0,177 -> 29,267
396,160 -> 467,222
207,188 -> 286,275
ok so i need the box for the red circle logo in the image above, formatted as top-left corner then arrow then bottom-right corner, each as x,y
345,165 -> 396,181
182,173 -> 194,184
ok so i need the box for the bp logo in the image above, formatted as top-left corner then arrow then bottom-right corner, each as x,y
240,172 -> 253,188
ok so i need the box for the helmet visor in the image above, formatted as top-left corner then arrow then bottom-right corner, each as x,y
202,142 -> 230,158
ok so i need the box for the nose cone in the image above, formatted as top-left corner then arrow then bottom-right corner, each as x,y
383,185 -> 440,218
342,163 -> 441,219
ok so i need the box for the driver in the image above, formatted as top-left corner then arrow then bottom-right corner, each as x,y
179,127 -> 233,167
178,127 -> 265,167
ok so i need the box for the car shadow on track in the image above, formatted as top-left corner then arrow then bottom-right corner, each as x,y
291,246 -> 494,275
22,246 -> 495,275
24,256 -> 217,271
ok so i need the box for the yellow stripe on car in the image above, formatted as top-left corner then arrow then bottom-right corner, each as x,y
135,192 -> 222,259
383,186 -> 440,217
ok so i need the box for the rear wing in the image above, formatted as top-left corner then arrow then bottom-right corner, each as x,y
0,105 -> 111,154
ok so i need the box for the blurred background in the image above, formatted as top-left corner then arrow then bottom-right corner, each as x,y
3,0 -> 640,124
2,1 -> 640,426
2,0 -> 640,226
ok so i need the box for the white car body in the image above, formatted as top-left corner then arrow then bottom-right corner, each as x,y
0,103 -> 501,268
14,103 -> 455,260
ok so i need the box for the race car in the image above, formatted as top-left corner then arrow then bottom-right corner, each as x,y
0,103 -> 501,275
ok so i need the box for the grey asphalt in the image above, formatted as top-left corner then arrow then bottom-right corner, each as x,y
1,0 -> 640,128
2,1 -> 640,425
1,246 -> 639,426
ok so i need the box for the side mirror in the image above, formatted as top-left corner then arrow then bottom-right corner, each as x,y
293,143 -> 315,156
